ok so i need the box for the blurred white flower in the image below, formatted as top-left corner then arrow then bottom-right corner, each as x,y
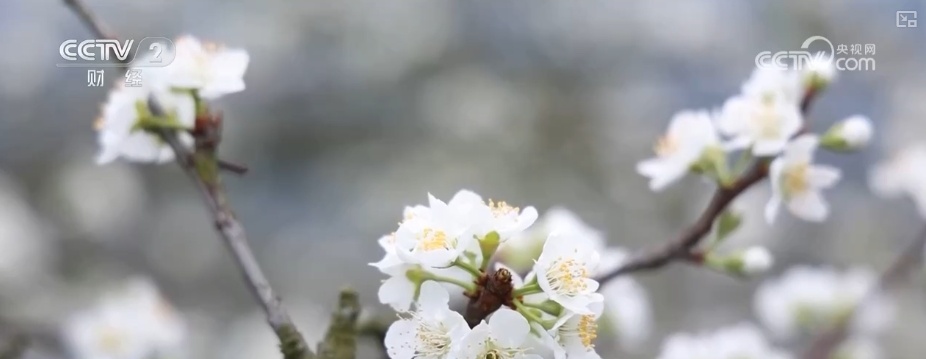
742,246 -> 774,275
822,115 -> 874,151
94,35 -> 249,166
94,85 -> 195,165
594,249 -> 651,349
833,337 -> 884,359
384,282 -> 469,359
636,110 -> 722,191
458,308 -> 543,359
754,266 -> 894,339
656,323 -> 792,359
765,135 -> 841,223
869,143 -> 926,219
62,278 -> 186,359
166,36 -> 250,99
802,58 -> 837,88
718,68 -> 803,156
501,207 -> 605,273
534,233 -> 603,315
740,67 -> 803,106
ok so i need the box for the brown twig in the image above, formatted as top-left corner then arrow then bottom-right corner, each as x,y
150,105 -> 313,359
596,87 -> 819,284
802,225 -> 926,359
62,1 -> 313,357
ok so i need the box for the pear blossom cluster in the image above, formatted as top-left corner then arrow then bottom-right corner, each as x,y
656,323 -> 791,359
371,191 -> 653,358
755,266 -> 894,343
501,207 -> 652,350
62,278 -> 186,359
653,266 -> 894,359
636,64 -> 873,225
869,143 -> 926,219
94,36 -> 249,165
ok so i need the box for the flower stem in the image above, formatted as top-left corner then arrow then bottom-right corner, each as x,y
454,258 -> 482,278
522,300 -> 562,317
514,299 -> 554,330
512,282 -> 542,297
427,274 -> 476,292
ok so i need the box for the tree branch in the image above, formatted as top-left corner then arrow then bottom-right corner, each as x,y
802,224 -> 926,359
316,289 -> 361,359
149,104 -> 314,359
61,0 -> 314,357
595,87 -> 819,284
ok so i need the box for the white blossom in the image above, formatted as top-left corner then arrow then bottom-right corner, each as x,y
446,190 -> 538,242
458,308 -> 543,359
599,270 -> 651,349
94,35 -> 249,166
94,85 -> 195,165
371,233 -> 471,312
62,278 -> 186,359
802,57 -> 837,87
718,68 -> 803,156
754,266 -> 894,339
165,36 -> 250,99
501,207 -> 605,272
393,193 -> 477,268
837,116 -> 873,148
656,323 -> 792,359
823,115 -> 873,150
765,135 -> 841,223
869,143 -> 926,219
533,233 -> 603,315
541,302 -> 604,359
636,110 -> 722,191
384,282 -> 469,359
740,67 -> 803,107
742,246 -> 774,275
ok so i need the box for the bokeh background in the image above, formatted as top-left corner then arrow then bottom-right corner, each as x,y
1,0 -> 925,358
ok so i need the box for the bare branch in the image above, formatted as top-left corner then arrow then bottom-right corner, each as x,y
61,1 -> 315,357
803,225 -> 926,359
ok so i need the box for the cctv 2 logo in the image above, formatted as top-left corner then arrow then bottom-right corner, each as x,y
57,37 -> 175,67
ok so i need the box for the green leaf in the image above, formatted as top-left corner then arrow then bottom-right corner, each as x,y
715,210 -> 742,244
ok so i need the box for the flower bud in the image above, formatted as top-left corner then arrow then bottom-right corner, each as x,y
803,57 -> 837,91
704,246 -> 774,276
741,246 -> 774,275
821,115 -> 873,151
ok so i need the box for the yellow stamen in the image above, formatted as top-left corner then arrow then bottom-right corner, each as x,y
418,228 -> 452,252
654,135 -> 679,157
488,199 -> 519,217
545,257 -> 590,295
782,163 -> 809,197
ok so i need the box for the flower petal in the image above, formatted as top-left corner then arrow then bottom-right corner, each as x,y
488,308 -> 529,348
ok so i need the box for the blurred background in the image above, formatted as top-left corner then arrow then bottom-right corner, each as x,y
1,0 -> 925,358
